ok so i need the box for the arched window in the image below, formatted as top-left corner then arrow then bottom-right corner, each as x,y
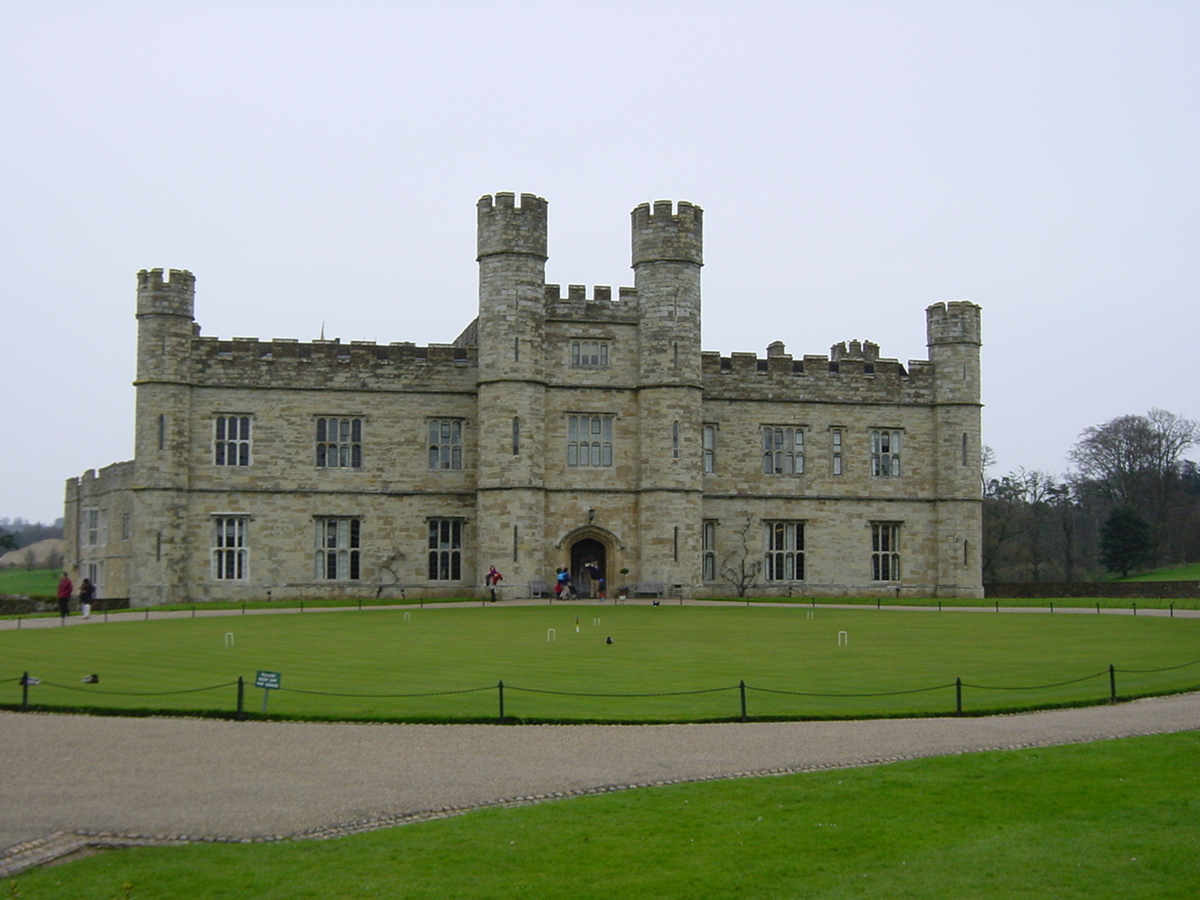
512,417 -> 520,455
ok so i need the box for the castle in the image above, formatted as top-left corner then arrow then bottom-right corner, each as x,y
64,193 -> 983,605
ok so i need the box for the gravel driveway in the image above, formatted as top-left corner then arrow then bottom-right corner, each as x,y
3,691 -> 1198,876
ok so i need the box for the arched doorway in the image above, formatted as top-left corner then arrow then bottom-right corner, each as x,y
570,537 -> 607,599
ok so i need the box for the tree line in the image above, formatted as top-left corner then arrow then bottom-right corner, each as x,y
0,517 -> 64,553
984,409 -> 1200,582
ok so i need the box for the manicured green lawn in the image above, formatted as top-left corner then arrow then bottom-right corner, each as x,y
0,568 -> 58,596
3,606 -> 1197,721
11,730 -> 1200,899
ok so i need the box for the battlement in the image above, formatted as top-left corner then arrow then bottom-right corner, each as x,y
185,335 -> 477,391
830,339 -> 880,361
631,200 -> 703,267
137,267 -> 195,293
701,342 -> 928,404
477,192 -> 549,260
136,268 -> 195,318
926,301 -> 982,346
543,284 -> 638,305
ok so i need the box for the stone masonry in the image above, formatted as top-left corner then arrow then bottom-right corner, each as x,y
64,194 -> 983,604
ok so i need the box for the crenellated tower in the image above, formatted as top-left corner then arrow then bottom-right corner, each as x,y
631,201 -> 705,589
475,193 -> 550,588
132,268 -> 197,606
926,300 -> 983,594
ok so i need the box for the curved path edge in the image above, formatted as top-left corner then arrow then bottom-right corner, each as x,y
3,691 -> 1198,877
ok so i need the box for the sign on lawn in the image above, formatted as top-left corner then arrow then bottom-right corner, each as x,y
255,670 -> 282,690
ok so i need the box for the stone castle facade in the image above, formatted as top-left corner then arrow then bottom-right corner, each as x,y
64,193 -> 983,605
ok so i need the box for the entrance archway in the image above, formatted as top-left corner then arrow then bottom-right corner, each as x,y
570,538 -> 607,598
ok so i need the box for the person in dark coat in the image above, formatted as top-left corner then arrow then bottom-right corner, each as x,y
79,578 -> 95,618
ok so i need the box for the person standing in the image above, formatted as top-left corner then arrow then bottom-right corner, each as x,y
56,571 -> 73,621
79,577 -> 95,618
485,565 -> 503,602
584,560 -> 605,600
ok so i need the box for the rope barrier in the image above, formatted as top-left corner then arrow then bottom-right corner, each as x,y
34,680 -> 240,697
961,669 -> 1109,691
280,684 -> 494,699
1115,657 -> 1200,674
747,681 -> 956,698
504,684 -> 735,698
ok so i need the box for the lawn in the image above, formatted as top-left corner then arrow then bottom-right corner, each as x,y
0,568 -> 58,597
3,605 -> 1198,721
10,729 -> 1200,899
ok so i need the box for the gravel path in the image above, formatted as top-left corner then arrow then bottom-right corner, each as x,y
3,692 -> 1198,876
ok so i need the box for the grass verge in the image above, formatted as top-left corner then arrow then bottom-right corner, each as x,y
10,730 -> 1200,899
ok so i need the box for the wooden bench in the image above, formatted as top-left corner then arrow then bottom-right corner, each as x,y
632,581 -> 666,598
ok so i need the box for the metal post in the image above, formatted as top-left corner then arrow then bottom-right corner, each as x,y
21,671 -> 29,711
956,677 -> 962,715
1132,603 -> 1137,616
1170,603 -> 1174,618
1096,602 -> 1100,614
237,676 -> 244,720
498,680 -> 505,722
739,680 -> 747,722
1050,602 -> 1054,613
1109,664 -> 1117,702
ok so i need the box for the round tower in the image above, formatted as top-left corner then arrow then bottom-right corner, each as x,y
630,201 -> 705,591
632,200 -> 703,385
132,268 -> 197,606
926,300 -> 984,597
475,193 -> 549,594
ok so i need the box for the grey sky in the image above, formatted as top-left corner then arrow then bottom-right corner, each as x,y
2,1 -> 1197,524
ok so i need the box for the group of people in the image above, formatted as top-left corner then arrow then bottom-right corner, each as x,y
484,560 -> 605,602
555,561 -> 604,600
55,571 -> 95,620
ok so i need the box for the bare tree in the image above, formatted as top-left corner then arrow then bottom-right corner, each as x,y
1070,408 -> 1200,563
719,516 -> 762,598
982,473 -> 1028,580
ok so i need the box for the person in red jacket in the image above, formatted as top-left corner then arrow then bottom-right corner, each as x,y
485,565 -> 503,602
56,572 -> 73,620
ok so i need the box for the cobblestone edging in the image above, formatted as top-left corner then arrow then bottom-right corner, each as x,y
0,726 -> 1174,879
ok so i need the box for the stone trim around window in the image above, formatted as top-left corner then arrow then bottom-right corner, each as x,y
316,417 -> 363,468
214,415 -> 252,466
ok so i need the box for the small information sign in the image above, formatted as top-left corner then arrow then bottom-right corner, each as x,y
255,670 -> 282,712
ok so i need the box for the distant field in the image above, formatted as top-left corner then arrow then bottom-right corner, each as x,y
1120,562 -> 1200,582
3,606 -> 1197,722
0,567 -> 57,596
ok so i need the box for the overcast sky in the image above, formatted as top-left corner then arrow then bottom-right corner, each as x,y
2,1 -> 1197,525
